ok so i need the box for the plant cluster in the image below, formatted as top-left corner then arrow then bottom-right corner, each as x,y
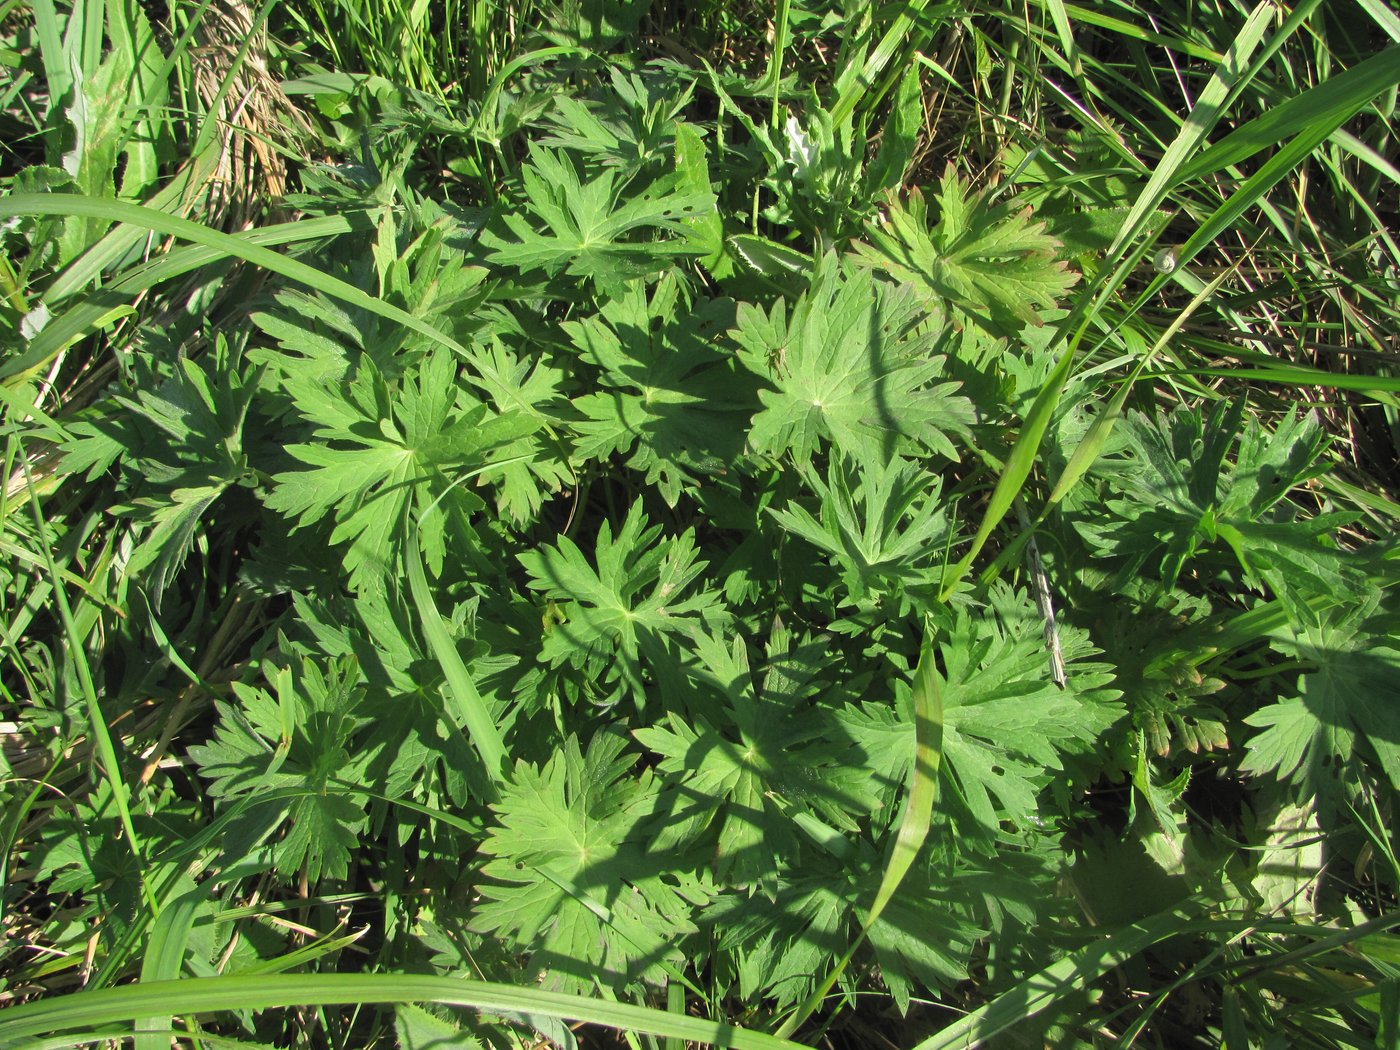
2,1 -> 1398,1047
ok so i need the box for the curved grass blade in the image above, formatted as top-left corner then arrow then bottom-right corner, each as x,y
0,194 -> 468,376
939,340 -> 1075,602
15,445 -> 155,915
912,899 -> 1209,1050
0,974 -> 811,1050
1128,44 -> 1400,314
404,520 -> 507,794
6,213 -> 374,387
1102,1 -> 1276,261
774,627 -> 943,1039
1173,44 -> 1400,187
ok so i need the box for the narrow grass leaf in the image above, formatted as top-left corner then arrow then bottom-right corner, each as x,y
1135,48 -> 1400,309
136,887 -> 206,1050
404,520 -> 507,792
1355,0 -> 1400,42
0,974 -> 811,1049
0,195 -> 468,367
1104,1 -> 1273,260
16,447 -> 154,915
7,213 -> 371,385
775,629 -> 943,1038
940,340 -> 1075,602
1056,4 -> 1221,61
1174,45 -> 1400,185
1166,366 -> 1400,399
829,0 -> 938,126
913,899 -> 1209,1050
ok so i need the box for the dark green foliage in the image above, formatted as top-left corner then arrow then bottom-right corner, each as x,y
4,7 -> 1398,1049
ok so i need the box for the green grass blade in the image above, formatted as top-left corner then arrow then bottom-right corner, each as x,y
135,886 -> 205,1050
1174,44 -> 1400,186
1134,46 -> 1400,310
1045,263 -> 1241,509
15,447 -> 154,914
0,194 -> 469,363
766,0 -> 791,129
912,900 -> 1209,1050
28,0 -> 69,111
1161,366 -> 1400,399
1057,4 -> 1222,61
774,628 -> 943,1039
6,213 -> 370,385
939,340 -> 1075,602
1355,0 -> 1400,41
829,0 -> 937,126
470,46 -> 587,140
41,157 -> 218,304
0,974 -> 811,1049
404,520 -> 507,793
1103,1 -> 1274,260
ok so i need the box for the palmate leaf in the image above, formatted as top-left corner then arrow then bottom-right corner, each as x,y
64,338 -> 256,606
263,348 -> 538,590
634,623 -> 881,890
853,166 -> 1079,333
1242,595 -> 1400,800
566,271 -> 752,505
519,499 -> 725,708
187,657 -> 369,883
732,252 -> 972,467
479,145 -> 714,289
929,587 -> 1120,838
768,453 -> 951,602
1081,402 -> 1366,620
467,338 -> 574,525
471,731 -> 714,995
711,845 -> 986,1015
538,68 -> 695,180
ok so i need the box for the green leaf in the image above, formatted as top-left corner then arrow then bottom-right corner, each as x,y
1242,596 -> 1400,798
188,657 -> 370,883
769,453 -> 951,602
853,168 -> 1079,333
394,1003 -> 484,1049
566,273 -> 752,505
264,348 -> 535,591
636,623 -> 880,889
471,731 -> 715,994
519,500 -> 725,708
936,591 -> 1120,836
480,146 -> 714,288
1080,404 -> 1367,619
733,252 -> 971,467
466,338 -> 574,525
